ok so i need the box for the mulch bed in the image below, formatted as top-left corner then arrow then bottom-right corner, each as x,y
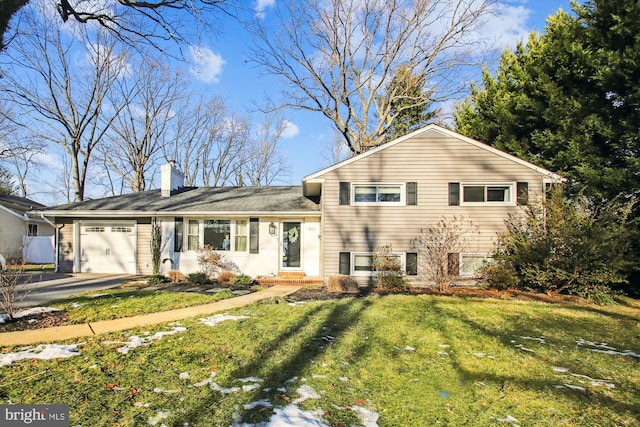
0,286 -> 585,334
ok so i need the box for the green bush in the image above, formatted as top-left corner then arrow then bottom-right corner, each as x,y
483,187 -> 634,300
372,245 -> 407,290
146,274 -> 166,285
187,272 -> 209,285
233,274 -> 254,286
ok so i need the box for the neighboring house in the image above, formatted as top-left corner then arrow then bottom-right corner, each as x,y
34,125 -> 562,282
0,194 -> 56,264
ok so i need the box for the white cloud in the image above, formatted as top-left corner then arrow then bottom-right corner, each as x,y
281,120 -> 299,139
255,0 -> 276,18
480,3 -> 533,50
188,46 -> 226,84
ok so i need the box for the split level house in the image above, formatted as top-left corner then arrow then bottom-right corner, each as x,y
32,125 -> 563,284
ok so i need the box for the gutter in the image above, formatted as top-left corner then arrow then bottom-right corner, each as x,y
39,213 -> 61,273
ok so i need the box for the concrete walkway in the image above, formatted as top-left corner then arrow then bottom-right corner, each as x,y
0,285 -> 301,347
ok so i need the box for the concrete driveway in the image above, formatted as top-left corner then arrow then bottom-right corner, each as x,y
12,273 -> 139,310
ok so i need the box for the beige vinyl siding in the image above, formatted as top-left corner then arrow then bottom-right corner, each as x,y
316,129 -> 550,282
58,220 -> 74,272
137,222 -> 153,275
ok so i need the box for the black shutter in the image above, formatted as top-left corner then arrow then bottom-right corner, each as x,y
407,182 -> 417,205
174,217 -> 183,252
449,183 -> 460,206
517,182 -> 529,205
339,182 -> 350,205
448,253 -> 460,276
406,252 -> 418,276
339,252 -> 351,275
249,218 -> 259,254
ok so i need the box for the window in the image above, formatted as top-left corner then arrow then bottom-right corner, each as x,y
184,219 -> 250,252
111,226 -> 132,233
350,252 -> 405,276
187,220 -> 199,251
84,226 -> 105,233
352,183 -> 404,205
235,220 -> 247,252
460,183 -> 515,205
460,253 -> 491,277
27,224 -> 38,236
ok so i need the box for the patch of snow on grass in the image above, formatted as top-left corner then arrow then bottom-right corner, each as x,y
514,344 -> 535,353
244,399 -> 272,410
112,327 -> 187,354
520,336 -> 546,344
493,415 -> 520,423
577,339 -> 640,358
148,410 -> 170,425
351,405 -> 380,427
198,314 -> 250,326
0,307 -> 61,324
192,373 -> 217,387
179,372 -> 190,379
552,367 -> 569,372
293,385 -> 321,404
0,343 -> 82,367
232,405 -> 329,427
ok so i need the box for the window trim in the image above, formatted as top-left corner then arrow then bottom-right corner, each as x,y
459,253 -> 491,277
351,182 -> 406,206
459,182 -> 516,206
350,251 -> 406,277
184,218 -> 251,253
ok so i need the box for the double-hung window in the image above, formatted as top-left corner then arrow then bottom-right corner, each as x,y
460,183 -> 515,206
185,219 -> 249,252
351,252 -> 405,276
352,183 -> 404,205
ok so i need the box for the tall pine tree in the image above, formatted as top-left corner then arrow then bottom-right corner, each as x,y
455,0 -> 640,202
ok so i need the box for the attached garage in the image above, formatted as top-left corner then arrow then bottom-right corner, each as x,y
78,222 -> 137,274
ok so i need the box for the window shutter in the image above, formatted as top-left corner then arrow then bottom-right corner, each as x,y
407,182 -> 417,205
339,182 -> 350,205
406,252 -> 418,276
249,218 -> 259,254
174,217 -> 183,252
517,182 -> 529,205
448,253 -> 460,276
449,183 -> 460,206
339,252 -> 351,275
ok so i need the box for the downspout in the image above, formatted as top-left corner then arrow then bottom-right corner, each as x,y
39,214 -> 61,273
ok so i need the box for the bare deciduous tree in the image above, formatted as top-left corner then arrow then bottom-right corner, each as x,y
1,3 -> 129,201
240,110 -> 290,186
99,58 -> 188,193
1,0 -> 234,53
249,0 -> 493,154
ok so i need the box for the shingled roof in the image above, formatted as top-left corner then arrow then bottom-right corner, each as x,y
0,194 -> 47,215
36,186 -> 320,217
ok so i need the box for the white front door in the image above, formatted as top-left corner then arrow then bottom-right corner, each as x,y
79,223 -> 136,274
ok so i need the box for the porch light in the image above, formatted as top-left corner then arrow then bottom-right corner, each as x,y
269,222 -> 277,236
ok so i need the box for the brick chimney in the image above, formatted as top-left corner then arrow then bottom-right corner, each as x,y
160,160 -> 185,197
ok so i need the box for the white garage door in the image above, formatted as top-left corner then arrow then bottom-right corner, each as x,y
79,223 -> 136,274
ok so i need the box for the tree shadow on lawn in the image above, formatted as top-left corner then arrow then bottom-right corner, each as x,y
180,298 -> 374,425
421,297 -> 640,420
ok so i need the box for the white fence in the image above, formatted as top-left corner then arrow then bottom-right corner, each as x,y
22,236 -> 55,264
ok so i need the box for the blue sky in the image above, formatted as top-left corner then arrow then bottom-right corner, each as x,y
5,0 -> 577,205
180,0 -> 576,187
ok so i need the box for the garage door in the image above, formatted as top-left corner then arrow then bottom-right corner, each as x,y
79,223 -> 136,274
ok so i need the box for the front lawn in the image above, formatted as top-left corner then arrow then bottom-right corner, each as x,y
1,294 -> 638,426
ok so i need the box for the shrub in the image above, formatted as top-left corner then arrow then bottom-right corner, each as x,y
484,187 -> 634,299
372,245 -> 407,290
233,274 -> 254,286
187,272 -> 209,285
167,270 -> 186,283
196,245 -> 240,278
150,218 -> 168,276
147,274 -> 166,285
327,274 -> 359,293
411,216 -> 479,291
218,271 -> 237,284
0,259 -> 30,319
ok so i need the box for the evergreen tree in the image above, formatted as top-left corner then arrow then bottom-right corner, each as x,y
0,165 -> 16,195
382,64 -> 437,142
454,0 -> 640,202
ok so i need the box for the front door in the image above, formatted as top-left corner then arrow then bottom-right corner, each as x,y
282,222 -> 301,268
